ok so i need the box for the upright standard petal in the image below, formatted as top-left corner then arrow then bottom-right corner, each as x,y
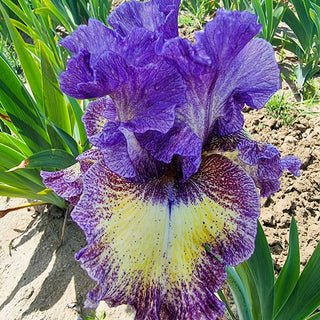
71,152 -> 260,319
163,9 -> 280,145
80,56 -> 187,180
59,22 -> 168,99
108,0 -> 180,39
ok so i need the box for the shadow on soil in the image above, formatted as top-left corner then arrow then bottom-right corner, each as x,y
0,206 -> 95,318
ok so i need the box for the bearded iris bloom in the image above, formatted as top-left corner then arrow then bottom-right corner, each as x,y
41,1 -> 301,319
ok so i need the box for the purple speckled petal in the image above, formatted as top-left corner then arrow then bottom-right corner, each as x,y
108,0 -> 179,39
209,131 -> 301,197
71,152 -> 260,318
82,98 -> 116,139
40,149 -> 102,206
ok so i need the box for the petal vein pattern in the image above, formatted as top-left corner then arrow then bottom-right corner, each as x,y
72,153 -> 260,319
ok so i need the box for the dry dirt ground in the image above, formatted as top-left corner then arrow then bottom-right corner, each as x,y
0,199 -> 136,320
244,104 -> 320,272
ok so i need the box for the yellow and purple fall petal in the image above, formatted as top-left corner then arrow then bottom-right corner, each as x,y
71,152 -> 260,319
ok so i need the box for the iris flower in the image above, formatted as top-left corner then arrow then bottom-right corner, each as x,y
41,1 -> 301,319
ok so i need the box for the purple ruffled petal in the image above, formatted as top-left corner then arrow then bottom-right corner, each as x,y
237,140 -> 301,197
163,9 -> 280,143
59,50 -> 105,99
90,121 -> 164,181
137,121 -> 202,180
209,37 -> 280,137
71,152 -> 260,318
59,20 -> 171,99
99,58 -> 185,133
60,19 -> 120,58
80,56 -> 187,180
197,9 -> 261,72
108,0 -> 180,40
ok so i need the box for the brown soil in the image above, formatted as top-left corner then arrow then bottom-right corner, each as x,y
244,102 -> 320,272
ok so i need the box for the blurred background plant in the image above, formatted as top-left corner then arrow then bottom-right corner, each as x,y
280,0 -> 320,89
180,0 -> 217,27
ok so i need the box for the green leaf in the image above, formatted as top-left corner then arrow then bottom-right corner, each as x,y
0,142 -> 27,168
283,0 -> 314,53
0,52 -> 51,152
251,0 -> 267,38
0,2 -> 43,106
265,0 -> 273,42
0,0 -> 31,26
310,3 -> 320,35
40,44 -> 72,136
43,0 -> 75,33
273,216 -> 300,317
0,132 -> 32,156
68,97 -> 88,151
0,184 -> 65,208
0,144 -> 44,186
0,170 -> 43,194
235,260 -> 261,320
307,313 -> 320,320
217,290 -> 236,320
283,8 -> 308,53
46,117 -> 80,157
28,149 -> 77,169
274,241 -> 320,320
292,0 -> 313,37
10,19 -> 31,37
246,222 -> 275,320
226,266 -> 254,320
